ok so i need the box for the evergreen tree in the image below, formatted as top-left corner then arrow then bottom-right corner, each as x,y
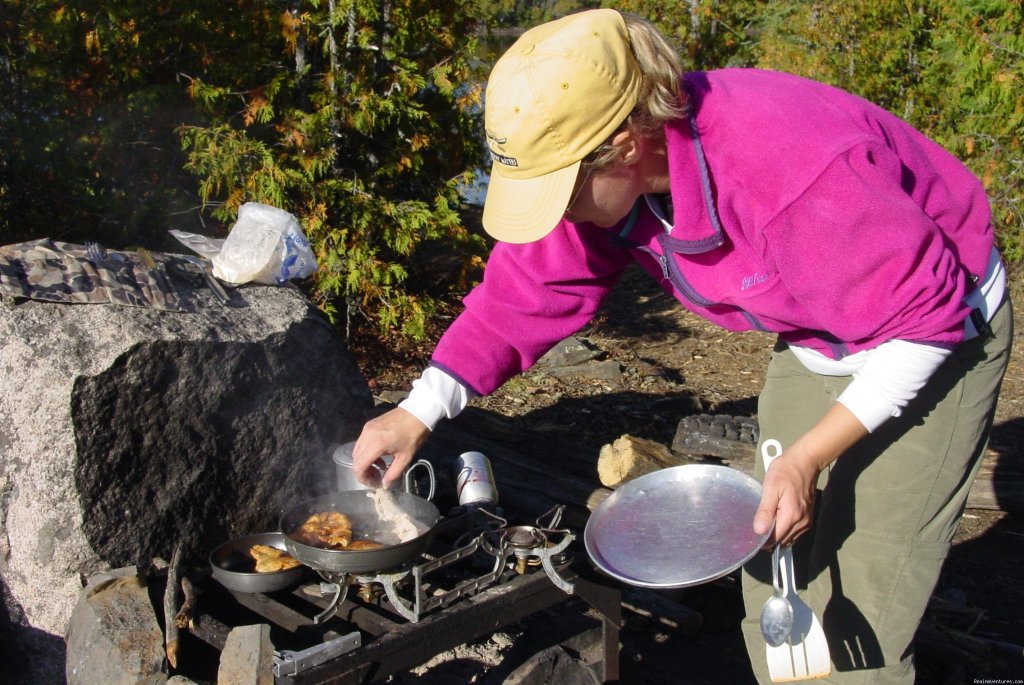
179,0 -> 490,339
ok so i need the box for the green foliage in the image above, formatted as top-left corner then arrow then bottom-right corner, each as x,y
2,0 -> 1020,344
923,2 -> 1024,262
480,0 -> 599,27
755,1 -> 935,111
608,0 -> 762,69
0,1 -> 268,249
178,0 -> 489,340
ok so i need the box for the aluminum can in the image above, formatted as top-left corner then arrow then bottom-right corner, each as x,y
455,451 -> 499,506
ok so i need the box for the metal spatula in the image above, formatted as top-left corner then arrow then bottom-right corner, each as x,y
760,439 -> 831,681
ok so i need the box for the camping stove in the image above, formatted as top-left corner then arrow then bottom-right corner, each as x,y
307,505 -> 577,625
191,505 -> 621,684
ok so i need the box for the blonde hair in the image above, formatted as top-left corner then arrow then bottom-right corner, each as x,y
584,12 -> 688,171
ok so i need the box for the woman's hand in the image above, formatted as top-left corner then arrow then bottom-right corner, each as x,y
752,403 -> 868,547
352,407 -> 430,489
753,447 -> 822,547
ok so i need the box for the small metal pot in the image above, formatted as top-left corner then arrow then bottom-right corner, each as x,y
209,532 -> 307,593
280,490 -> 442,575
331,442 -> 436,500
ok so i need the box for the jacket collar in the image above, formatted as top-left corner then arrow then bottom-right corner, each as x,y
662,115 -> 727,254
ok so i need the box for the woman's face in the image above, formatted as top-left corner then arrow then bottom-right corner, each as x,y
562,165 -> 642,228
562,130 -> 660,228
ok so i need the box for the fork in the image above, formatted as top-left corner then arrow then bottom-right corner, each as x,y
85,241 -> 106,266
86,241 -> 127,270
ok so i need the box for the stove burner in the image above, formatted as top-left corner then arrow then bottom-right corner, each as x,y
504,525 -> 548,549
490,525 -> 573,589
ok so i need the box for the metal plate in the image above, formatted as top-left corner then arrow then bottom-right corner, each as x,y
585,464 -> 769,588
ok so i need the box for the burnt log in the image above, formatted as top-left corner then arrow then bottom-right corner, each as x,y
671,413 -> 759,461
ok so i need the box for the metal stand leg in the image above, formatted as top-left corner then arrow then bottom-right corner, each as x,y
572,573 -> 621,684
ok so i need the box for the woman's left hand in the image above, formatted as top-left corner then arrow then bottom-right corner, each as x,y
751,403 -> 869,547
753,447 -> 822,547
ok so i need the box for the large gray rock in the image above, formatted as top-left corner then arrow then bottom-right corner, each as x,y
0,283 -> 374,683
65,567 -> 165,685
217,624 -> 274,685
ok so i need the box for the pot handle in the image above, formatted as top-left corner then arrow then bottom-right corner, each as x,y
404,459 -> 436,501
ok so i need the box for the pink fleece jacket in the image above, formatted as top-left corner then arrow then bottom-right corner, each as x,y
432,69 -> 994,396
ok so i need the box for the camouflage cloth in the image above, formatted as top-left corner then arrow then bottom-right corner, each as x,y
0,238 -> 194,312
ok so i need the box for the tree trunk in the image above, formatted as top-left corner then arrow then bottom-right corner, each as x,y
291,2 -> 307,109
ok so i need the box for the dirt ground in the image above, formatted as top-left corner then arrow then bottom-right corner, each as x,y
352,263 -> 1024,684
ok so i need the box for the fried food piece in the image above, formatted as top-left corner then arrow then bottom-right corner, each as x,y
344,539 -> 384,550
249,544 -> 301,573
292,511 -> 353,549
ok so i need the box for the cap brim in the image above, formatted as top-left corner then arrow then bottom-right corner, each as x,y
482,160 -> 581,244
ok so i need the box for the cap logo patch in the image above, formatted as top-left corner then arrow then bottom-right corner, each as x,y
490,150 -> 518,167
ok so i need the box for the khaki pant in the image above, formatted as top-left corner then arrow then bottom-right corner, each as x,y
741,296 -> 1013,685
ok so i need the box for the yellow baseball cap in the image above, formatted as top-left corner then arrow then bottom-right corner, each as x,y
482,9 -> 642,243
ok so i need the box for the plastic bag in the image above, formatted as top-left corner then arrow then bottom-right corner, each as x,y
168,230 -> 224,259
210,203 -> 318,285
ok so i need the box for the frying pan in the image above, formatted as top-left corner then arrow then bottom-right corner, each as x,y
280,490 -> 441,574
209,532 -> 307,593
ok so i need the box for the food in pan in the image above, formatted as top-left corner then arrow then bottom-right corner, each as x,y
290,504 -> 425,549
368,489 -> 428,542
248,544 -> 301,573
290,510 -> 391,550
291,511 -> 354,549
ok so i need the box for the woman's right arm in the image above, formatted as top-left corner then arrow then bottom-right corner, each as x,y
353,220 -> 632,486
